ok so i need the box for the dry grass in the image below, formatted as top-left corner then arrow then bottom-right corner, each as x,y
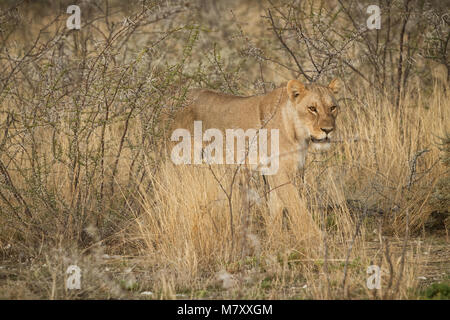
129,82 -> 448,299
0,0 -> 448,300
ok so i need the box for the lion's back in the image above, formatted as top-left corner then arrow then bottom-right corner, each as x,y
180,89 -> 263,130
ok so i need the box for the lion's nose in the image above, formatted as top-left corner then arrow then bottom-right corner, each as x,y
321,127 -> 333,135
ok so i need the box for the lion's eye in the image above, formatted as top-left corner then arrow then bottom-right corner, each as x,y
330,106 -> 337,112
308,106 -> 317,113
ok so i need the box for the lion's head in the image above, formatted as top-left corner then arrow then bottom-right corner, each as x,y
286,78 -> 340,150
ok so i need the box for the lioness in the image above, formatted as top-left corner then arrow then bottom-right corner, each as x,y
168,79 -> 340,217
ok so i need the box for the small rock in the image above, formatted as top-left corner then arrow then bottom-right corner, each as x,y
217,270 -> 238,289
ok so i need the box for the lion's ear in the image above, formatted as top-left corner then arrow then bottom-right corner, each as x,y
287,80 -> 306,101
328,78 -> 340,94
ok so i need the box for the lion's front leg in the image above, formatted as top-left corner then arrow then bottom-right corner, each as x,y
266,167 -> 297,224
265,161 -> 319,240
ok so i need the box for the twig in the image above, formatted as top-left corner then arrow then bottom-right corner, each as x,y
383,237 -> 395,299
342,205 -> 367,298
266,9 -> 312,82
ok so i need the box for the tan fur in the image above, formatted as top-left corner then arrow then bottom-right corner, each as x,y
168,79 -> 340,216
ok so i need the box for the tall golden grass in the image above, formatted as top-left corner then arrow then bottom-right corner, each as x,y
1,72 -> 447,299
132,82 -> 448,299
0,0 -> 448,299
